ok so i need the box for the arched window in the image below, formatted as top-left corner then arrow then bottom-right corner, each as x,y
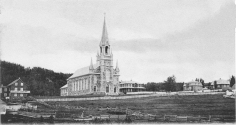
100,47 -> 102,53
114,87 -> 116,93
106,85 -> 109,93
94,86 -> 97,92
105,46 -> 108,54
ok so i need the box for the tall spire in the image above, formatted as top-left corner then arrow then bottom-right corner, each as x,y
100,13 -> 109,46
115,60 -> 119,71
89,58 -> 94,70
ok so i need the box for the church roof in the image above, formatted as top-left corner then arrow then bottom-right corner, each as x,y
68,63 -> 100,79
60,84 -> 68,89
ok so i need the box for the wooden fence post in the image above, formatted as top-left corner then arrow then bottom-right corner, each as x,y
164,114 -> 165,121
209,115 -> 211,122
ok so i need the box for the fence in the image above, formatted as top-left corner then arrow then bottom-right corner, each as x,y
53,113 -> 235,123
36,92 -> 225,102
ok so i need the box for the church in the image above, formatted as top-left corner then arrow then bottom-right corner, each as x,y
65,17 -> 120,96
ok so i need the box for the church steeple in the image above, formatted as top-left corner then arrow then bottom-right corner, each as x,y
115,60 -> 119,71
89,58 -> 94,70
100,14 -> 109,47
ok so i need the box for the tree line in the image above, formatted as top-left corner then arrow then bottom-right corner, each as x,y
144,75 -> 184,92
1,61 -> 72,96
144,75 -> 235,92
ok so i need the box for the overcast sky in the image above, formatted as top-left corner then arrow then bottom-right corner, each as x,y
1,0 -> 235,83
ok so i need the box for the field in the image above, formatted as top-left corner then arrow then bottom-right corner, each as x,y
47,94 -> 235,116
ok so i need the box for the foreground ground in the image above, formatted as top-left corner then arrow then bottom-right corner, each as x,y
47,94 -> 235,116
2,93 -> 235,124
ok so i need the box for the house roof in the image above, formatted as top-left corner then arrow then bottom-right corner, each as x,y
212,79 -> 230,85
187,81 -> 201,84
7,78 -> 23,87
68,63 -> 100,79
183,81 -> 202,86
120,80 -> 143,84
60,84 -> 68,89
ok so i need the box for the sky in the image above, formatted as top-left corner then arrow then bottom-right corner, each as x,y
0,0 -> 235,83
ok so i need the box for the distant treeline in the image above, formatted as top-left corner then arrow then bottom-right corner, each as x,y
144,76 -> 184,92
1,61 -> 72,96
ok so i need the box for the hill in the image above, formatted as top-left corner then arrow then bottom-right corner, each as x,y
0,61 -> 72,96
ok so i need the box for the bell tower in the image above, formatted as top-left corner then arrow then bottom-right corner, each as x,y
97,15 -> 114,94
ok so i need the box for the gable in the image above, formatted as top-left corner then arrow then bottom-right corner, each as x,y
7,78 -> 25,87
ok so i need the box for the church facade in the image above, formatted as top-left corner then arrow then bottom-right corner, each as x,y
66,17 -> 120,96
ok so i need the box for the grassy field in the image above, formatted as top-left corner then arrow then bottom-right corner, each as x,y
47,94 -> 235,117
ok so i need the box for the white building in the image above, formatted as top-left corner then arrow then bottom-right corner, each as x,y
65,17 -> 120,96
60,84 -> 68,96
119,80 -> 145,93
183,81 -> 203,92
212,79 -> 230,89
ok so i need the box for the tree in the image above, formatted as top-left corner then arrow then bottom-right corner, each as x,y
40,116 -> 44,122
214,81 -> 217,89
1,60 -> 72,96
230,75 -> 235,87
164,75 -> 176,92
200,78 -> 205,88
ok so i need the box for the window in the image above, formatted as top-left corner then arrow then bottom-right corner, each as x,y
114,87 -> 116,93
15,88 -> 17,91
105,46 -> 108,54
21,83 -> 23,86
14,94 -> 17,97
20,94 -> 23,97
106,85 -> 109,93
4,88 -> 7,92
4,93 -> 7,97
77,81 -> 79,90
75,82 -> 77,91
15,83 -> 18,86
79,80 -> 81,90
72,83 -> 74,91
94,86 -> 97,92
20,88 -> 23,91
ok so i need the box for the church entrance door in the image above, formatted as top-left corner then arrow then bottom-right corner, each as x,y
106,85 -> 109,93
